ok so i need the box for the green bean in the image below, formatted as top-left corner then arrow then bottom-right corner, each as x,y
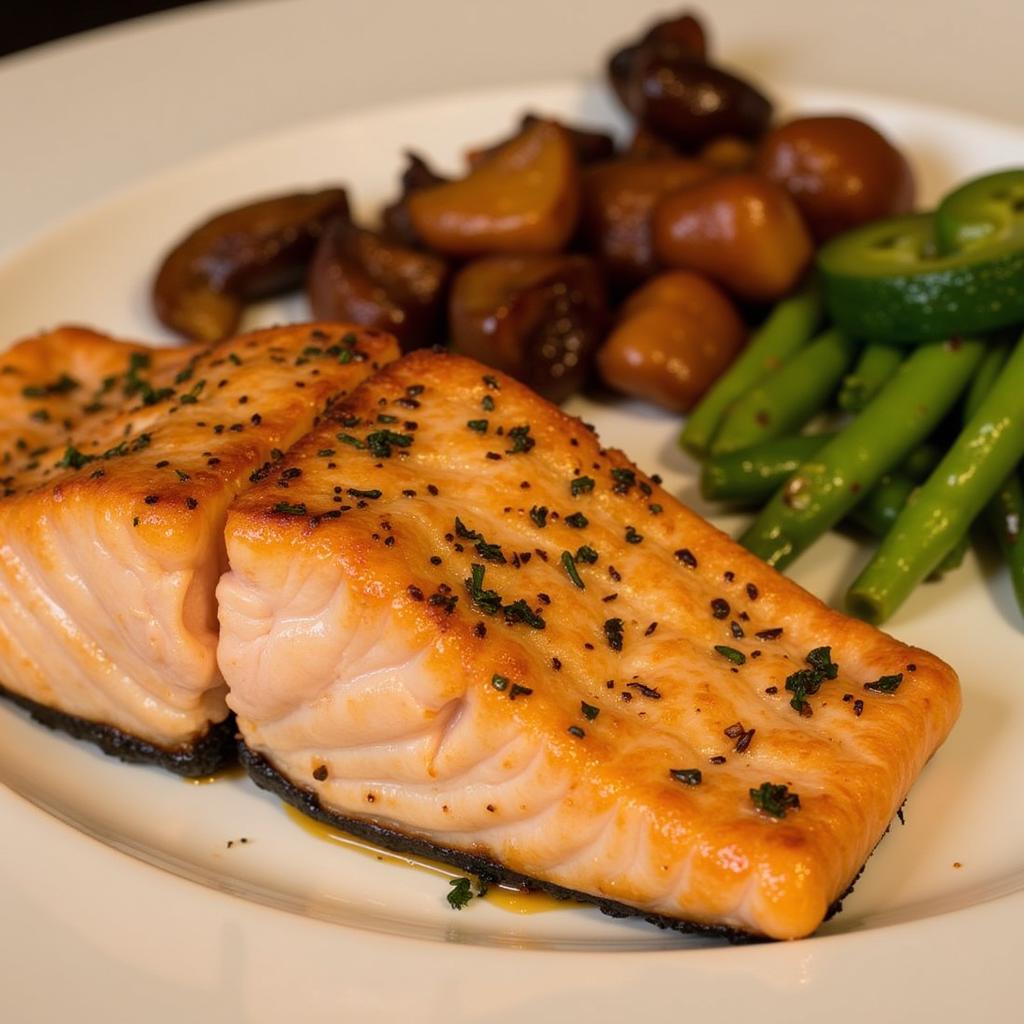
900,442 -> 943,483
847,474 -> 916,536
964,344 -> 1024,618
838,344 -> 905,412
680,281 -> 822,457
985,472 -> 1024,616
927,532 -> 971,581
848,330 -> 1024,624
741,337 -> 986,570
710,329 -> 860,455
700,434 -> 833,503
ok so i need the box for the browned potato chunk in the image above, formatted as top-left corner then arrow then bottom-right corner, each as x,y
466,113 -> 615,168
581,158 -> 716,285
408,120 -> 581,256
380,152 -> 449,248
307,219 -> 449,351
597,271 -> 746,411
652,173 -> 812,301
153,188 -> 349,342
449,254 -> 607,402
754,115 -> 916,241
699,135 -> 755,172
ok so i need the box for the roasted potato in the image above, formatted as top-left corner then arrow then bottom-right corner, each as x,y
449,254 -> 607,402
652,173 -> 812,300
380,152 -> 449,248
754,115 -> 917,241
581,157 -> 716,284
598,270 -> 746,411
153,188 -> 349,342
408,119 -> 581,256
307,218 -> 449,350
467,113 -> 615,168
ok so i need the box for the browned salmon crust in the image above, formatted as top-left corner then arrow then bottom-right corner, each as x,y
0,682 -> 237,776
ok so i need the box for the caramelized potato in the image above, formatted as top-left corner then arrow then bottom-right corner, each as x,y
153,188 -> 349,343
598,271 -> 745,411
408,120 -> 581,256
754,115 -> 917,240
449,254 -> 607,402
582,158 -> 716,284
608,11 -> 709,109
624,126 -> 679,160
699,135 -> 755,172
380,152 -> 449,248
467,113 -> 615,168
626,54 -> 773,148
652,173 -> 812,300
307,219 -> 448,350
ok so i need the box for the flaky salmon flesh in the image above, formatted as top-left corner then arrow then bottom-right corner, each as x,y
0,324 -> 398,769
218,350 -> 960,940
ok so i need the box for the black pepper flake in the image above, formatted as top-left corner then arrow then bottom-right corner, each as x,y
407,585 -> 425,602
608,565 -> 621,582
491,674 -> 509,691
312,765 -> 328,782
537,593 -> 551,605
567,725 -> 586,739
624,526 -> 643,544
669,768 -> 701,786
143,495 -> 159,505
552,657 -> 562,671
581,701 -> 599,720
427,484 -> 439,496
529,505 -> 548,528
755,628 -> 783,640
610,467 -> 635,494
509,683 -> 533,700
505,425 -> 535,454
473,622 -> 487,638
746,583 -> 759,600
565,512 -> 589,529
185,497 -> 198,510
724,571 -> 735,582
603,618 -> 624,651
429,555 -> 442,566
626,682 -> 661,699
730,620 -> 745,639
853,699 -> 865,716
481,394 -> 495,412
710,598 -> 730,619
675,548 -> 697,568
644,622 -> 658,637
734,728 -> 756,754
485,451 -> 502,461
467,419 -> 488,433
571,476 -> 595,496
709,756 -> 727,765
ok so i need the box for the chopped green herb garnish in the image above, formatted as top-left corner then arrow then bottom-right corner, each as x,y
365,430 -> 413,458
475,539 -> 506,564
529,505 -> 548,528
466,419 -> 489,433
57,445 -> 95,470
581,702 -> 599,721
483,375 -> 500,391
455,517 -> 479,540
503,600 -> 545,629
273,502 -> 308,516
565,512 -> 588,529
864,673 -> 903,694
228,353 -> 243,367
750,782 -> 801,819
715,645 -> 746,665
611,468 -> 636,493
506,425 -> 535,454
317,448 -> 336,457
179,380 -> 206,405
575,545 -> 598,564
447,877 -> 475,910
603,617 -> 624,651
481,394 -> 495,412
174,469 -> 191,482
336,433 -> 365,448
670,768 -> 702,786
806,646 -> 838,680
649,503 -> 663,514
377,414 -> 398,424
571,476 -> 595,496
347,488 -> 382,499
465,563 -> 502,615
561,551 -> 585,589
22,373 -> 80,399
29,409 -> 50,423
785,646 -> 840,715
337,348 -> 354,364
174,365 -> 195,384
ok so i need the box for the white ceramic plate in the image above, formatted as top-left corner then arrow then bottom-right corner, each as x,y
1,79 -> 1023,1018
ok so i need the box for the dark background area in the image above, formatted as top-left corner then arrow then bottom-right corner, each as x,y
1,1 -> 212,58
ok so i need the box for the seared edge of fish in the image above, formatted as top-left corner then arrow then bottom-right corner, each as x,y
0,323 -> 398,773
218,350 -> 960,936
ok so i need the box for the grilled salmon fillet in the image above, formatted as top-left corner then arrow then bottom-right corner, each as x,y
218,350 -> 960,939
0,323 -> 397,773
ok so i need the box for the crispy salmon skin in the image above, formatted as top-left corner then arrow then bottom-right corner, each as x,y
0,323 -> 398,771
218,349 -> 960,938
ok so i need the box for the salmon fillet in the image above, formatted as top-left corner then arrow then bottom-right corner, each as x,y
0,323 -> 398,772
217,350 -> 960,939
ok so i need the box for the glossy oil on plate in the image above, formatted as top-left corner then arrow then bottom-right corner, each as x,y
0,78 -> 1022,1005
